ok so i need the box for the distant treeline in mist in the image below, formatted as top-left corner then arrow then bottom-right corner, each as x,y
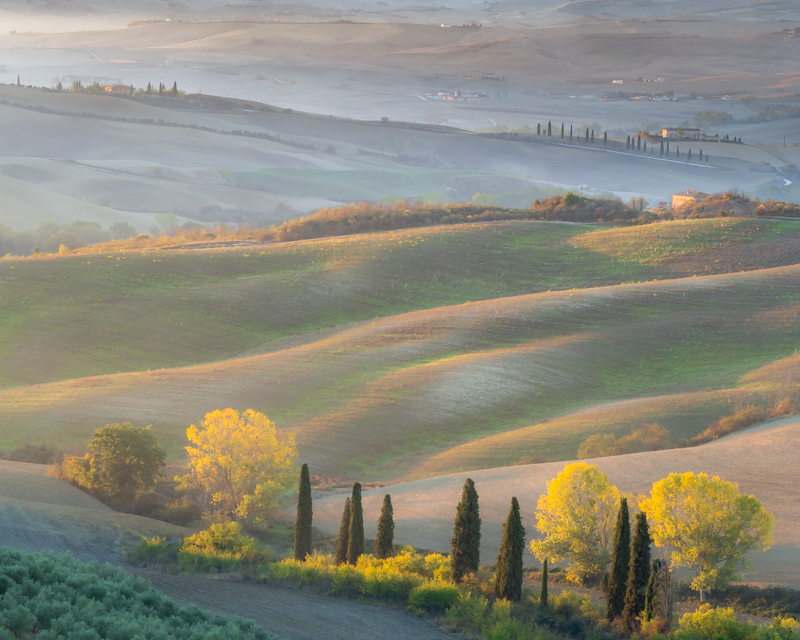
0,220 -> 137,257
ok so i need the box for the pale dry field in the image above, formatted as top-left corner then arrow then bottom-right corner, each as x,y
313,416 -> 800,588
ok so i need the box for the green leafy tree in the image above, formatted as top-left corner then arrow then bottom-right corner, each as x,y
63,423 -> 165,508
495,496 -> 525,601
622,512 -> 652,630
530,463 -> 620,584
347,482 -> 365,564
294,463 -> 312,560
541,559 -> 548,606
641,472 -> 774,599
374,494 -> 395,559
607,497 -> 631,620
451,478 -> 481,583
334,497 -> 351,565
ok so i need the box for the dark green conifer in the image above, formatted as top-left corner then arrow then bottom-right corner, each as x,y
570,124 -> 573,141
604,131 -> 608,145
547,121 -> 552,136
294,463 -> 313,561
450,478 -> 481,583
591,129 -> 595,143
541,559 -> 548,607
585,128 -> 590,142
622,512 -> 652,630
334,497 -> 351,565
495,497 -> 525,601
374,494 -> 395,559
644,558 -> 662,623
347,482 -> 364,564
606,497 -> 630,621
537,123 -> 541,135
561,122 -> 565,139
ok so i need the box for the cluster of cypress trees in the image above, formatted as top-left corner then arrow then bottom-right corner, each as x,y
293,464 -> 396,565
605,500 -> 655,632
295,470 -> 536,605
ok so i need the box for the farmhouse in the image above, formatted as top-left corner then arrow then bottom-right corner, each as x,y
672,189 -> 710,209
662,127 -> 702,140
105,85 -> 134,95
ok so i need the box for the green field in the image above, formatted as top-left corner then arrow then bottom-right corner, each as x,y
2,218 -> 800,480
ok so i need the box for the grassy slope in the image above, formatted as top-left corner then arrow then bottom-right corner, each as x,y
2,261 -> 800,479
2,218 -> 800,478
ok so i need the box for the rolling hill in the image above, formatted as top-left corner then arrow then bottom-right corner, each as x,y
1,218 -> 799,481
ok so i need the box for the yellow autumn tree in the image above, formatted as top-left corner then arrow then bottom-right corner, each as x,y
177,408 -> 298,523
641,472 -> 774,599
530,462 -> 620,583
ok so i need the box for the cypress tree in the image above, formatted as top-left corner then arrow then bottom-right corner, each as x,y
606,497 -> 630,621
547,121 -> 552,136
374,494 -> 395,559
643,141 -> 647,152
585,128 -> 589,143
637,135 -> 641,150
561,122 -> 565,139
347,482 -> 364,564
451,478 -> 481,583
626,135 -> 631,149
604,131 -> 608,145
687,149 -> 692,161
660,140 -> 664,155
294,463 -> 313,561
541,559 -> 548,607
537,123 -> 541,135
334,497 -> 351,565
570,124 -> 573,141
495,497 -> 525,601
591,129 -> 595,143
622,512 -> 652,630
676,145 -> 680,158
644,559 -> 662,623
699,149 -> 703,161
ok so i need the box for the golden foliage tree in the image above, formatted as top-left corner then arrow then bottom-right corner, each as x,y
177,408 -> 298,523
530,462 -> 620,583
641,472 -> 774,599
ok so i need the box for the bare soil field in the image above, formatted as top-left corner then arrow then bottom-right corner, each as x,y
313,416 -> 800,588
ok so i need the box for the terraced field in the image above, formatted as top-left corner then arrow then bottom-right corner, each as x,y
1,218 -> 800,481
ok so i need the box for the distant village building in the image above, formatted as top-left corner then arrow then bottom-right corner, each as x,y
672,189 -> 709,209
662,127 -> 702,140
105,85 -> 134,95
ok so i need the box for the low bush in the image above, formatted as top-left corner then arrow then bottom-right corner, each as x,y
0,546 -> 277,639
408,581 -> 461,610
688,407 -> 767,446
578,423 -> 669,459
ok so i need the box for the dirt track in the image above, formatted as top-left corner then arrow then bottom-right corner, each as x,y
138,572 -> 455,640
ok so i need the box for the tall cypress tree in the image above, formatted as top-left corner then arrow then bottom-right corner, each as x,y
570,124 -> 573,141
374,494 -> 395,559
540,559 -> 548,607
604,131 -> 608,145
660,140 -> 664,155
547,121 -> 552,136
347,482 -> 364,564
294,463 -> 313,561
451,478 -> 481,583
585,128 -> 590,143
537,123 -> 541,135
622,512 -> 652,630
591,129 -> 595,143
334,497 -> 351,565
561,122 -> 565,139
644,559 -> 662,623
606,497 -> 630,621
495,497 -> 525,601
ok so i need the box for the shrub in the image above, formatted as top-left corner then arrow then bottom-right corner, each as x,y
674,605 -> 753,640
182,522 -> 258,558
689,407 -> 766,446
408,581 -> 461,611
446,592 -> 489,629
